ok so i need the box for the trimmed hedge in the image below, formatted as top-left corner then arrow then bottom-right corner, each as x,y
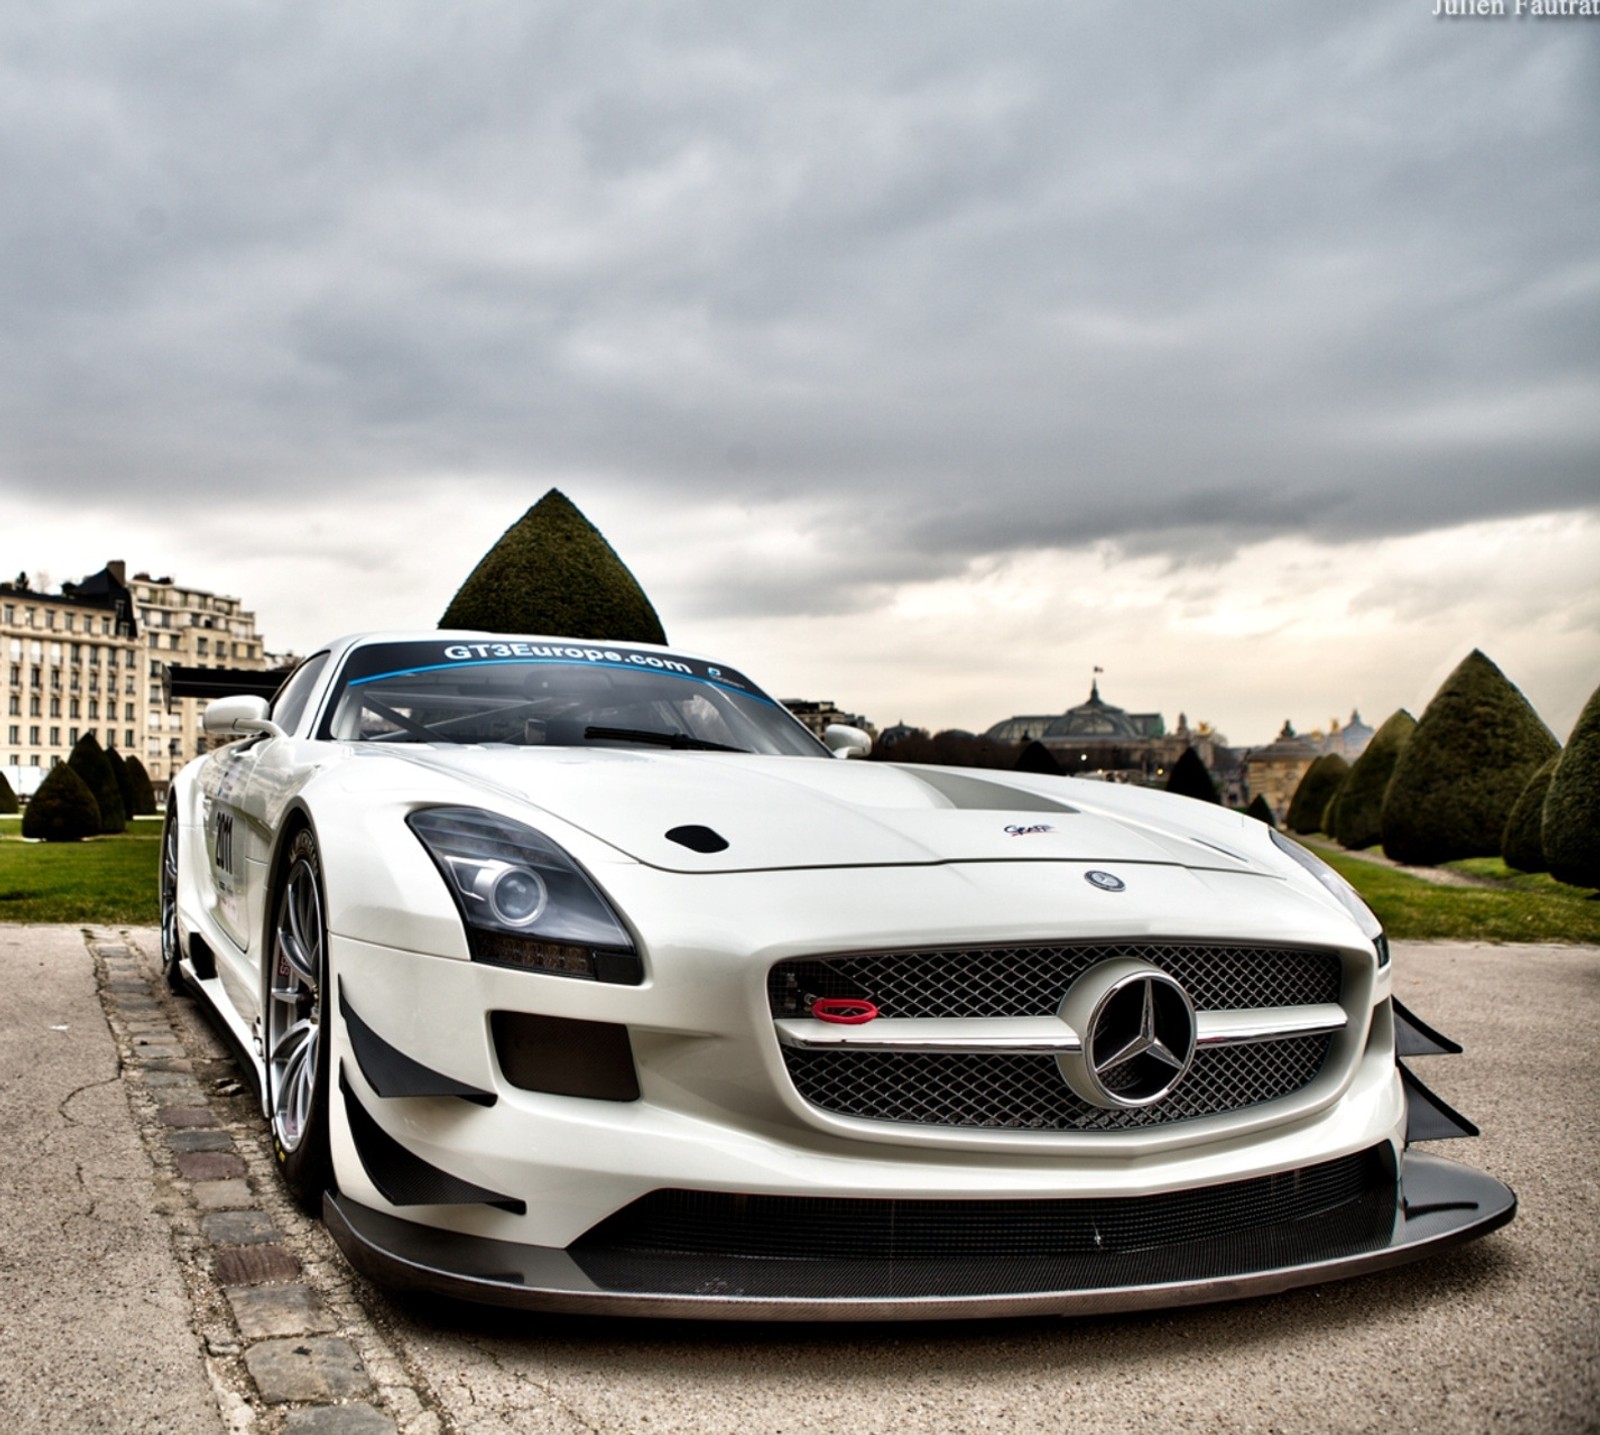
1501,754 -> 1558,875
1245,793 -> 1276,827
1287,753 -> 1349,835
125,755 -> 157,817
1165,747 -> 1220,803
1015,740 -> 1064,776
439,489 -> 667,644
1382,650 -> 1558,866
0,769 -> 18,815
1331,709 -> 1415,851
1543,680 -> 1600,889
20,763 -> 101,841
106,745 -> 137,821
68,732 -> 126,834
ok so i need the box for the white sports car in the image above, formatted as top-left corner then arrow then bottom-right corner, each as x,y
162,631 -> 1514,1319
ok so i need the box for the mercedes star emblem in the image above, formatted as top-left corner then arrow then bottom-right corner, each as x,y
1056,960 -> 1197,1110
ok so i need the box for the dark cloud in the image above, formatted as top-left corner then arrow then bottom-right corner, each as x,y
2,1 -> 1595,601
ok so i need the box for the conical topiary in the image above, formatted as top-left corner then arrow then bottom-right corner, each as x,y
1382,650 -> 1559,866
1542,680 -> 1600,890
1287,753 -> 1349,835
1244,793 -> 1277,827
0,769 -> 18,815
67,732 -> 126,834
1016,740 -> 1064,776
125,755 -> 157,817
439,490 -> 667,644
106,745 -> 137,821
1165,747 -> 1220,803
21,763 -> 101,841
1501,754 -> 1558,875
1332,709 -> 1415,851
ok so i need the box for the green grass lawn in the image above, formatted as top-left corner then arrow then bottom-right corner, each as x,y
1317,845 -> 1600,945
0,816 -> 162,924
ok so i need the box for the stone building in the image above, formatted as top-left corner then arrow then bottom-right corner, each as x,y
130,572 -> 278,792
1240,722 -> 1321,825
1,561 -> 278,800
986,680 -> 1169,777
1,565 -> 141,797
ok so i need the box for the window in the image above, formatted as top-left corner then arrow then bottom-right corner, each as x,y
6,697 -> 16,716
124,703 -> 134,720
45,610 -> 55,629
70,699 -> 79,718
125,729 -> 134,748
88,699 -> 99,719
28,725 -> 39,744
65,613 -> 75,632
29,666 -> 40,688
6,725 -> 16,744
28,696 -> 40,717
48,726 -> 59,746
269,653 -> 329,735
49,697 -> 60,717
69,727 -> 78,744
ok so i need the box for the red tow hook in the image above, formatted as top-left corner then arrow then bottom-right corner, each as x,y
811,997 -> 880,1025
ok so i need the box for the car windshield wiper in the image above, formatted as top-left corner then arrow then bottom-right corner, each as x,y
583,725 -> 747,754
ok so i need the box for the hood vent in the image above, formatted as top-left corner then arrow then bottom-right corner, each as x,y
666,824 -> 730,854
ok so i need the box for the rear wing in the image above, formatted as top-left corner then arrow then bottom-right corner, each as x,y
162,663 -> 290,709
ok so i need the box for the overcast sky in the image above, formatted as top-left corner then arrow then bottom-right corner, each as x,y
5,1 -> 1597,746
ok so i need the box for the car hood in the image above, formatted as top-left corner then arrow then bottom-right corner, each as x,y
376,747 -> 1275,877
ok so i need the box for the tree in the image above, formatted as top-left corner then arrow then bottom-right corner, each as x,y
1165,747 -> 1219,803
1287,754 -> 1349,835
1381,650 -> 1559,866
0,770 -> 18,815
1501,754 -> 1558,875
1542,680 -> 1600,890
21,763 -> 101,841
1244,794 -> 1276,827
67,732 -> 126,834
124,755 -> 158,817
106,745 -> 137,821
1331,709 -> 1415,851
439,489 -> 667,644
1015,740 -> 1064,776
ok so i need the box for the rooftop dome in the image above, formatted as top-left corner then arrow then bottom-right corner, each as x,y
1043,681 -> 1147,741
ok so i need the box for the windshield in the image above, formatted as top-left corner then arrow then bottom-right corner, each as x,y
320,639 -> 828,757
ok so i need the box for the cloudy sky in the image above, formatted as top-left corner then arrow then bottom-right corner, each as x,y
5,1 -> 1597,746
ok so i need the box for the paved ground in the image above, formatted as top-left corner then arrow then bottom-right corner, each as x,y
1,926 -> 1595,1433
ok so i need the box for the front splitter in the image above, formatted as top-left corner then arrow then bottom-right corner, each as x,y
323,1152 -> 1515,1322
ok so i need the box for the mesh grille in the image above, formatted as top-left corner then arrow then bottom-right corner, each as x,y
570,1149 -> 1395,1300
784,1036 -> 1331,1131
768,940 -> 1341,1020
769,941 -> 1343,1131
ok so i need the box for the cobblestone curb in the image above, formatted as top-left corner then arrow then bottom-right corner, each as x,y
87,928 -> 450,1435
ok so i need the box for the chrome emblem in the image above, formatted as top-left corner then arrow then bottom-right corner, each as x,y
1084,870 -> 1125,892
1056,960 -> 1197,1109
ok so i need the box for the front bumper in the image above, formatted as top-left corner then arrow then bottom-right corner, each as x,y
324,1149 -> 1514,1321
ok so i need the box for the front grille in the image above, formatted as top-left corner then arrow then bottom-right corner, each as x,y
769,941 -> 1344,1132
768,940 -> 1341,1020
784,1036 -> 1332,1131
570,1148 -> 1394,1300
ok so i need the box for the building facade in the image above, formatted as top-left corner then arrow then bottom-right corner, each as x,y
1,561 -> 276,800
1,566 -> 141,797
130,571 -> 276,792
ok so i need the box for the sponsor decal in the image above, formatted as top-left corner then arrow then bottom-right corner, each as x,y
1005,823 -> 1056,837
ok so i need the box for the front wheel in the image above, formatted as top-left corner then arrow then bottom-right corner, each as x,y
159,805 -> 185,994
267,828 -> 332,1209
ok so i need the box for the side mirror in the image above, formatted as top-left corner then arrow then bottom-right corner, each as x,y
203,695 -> 286,740
823,724 -> 872,760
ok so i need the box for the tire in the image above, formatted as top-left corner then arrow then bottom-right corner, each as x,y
267,828 -> 333,1209
159,805 -> 185,994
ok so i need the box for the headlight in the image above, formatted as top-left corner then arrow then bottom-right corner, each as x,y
1270,828 -> 1389,965
408,807 -> 642,984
